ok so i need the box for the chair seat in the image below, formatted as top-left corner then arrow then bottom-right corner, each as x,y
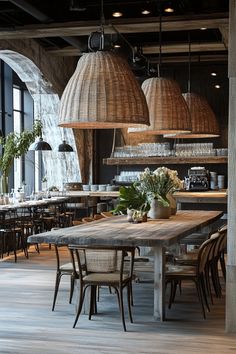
83,272 -> 130,283
166,265 -> 196,276
174,252 -> 198,265
60,262 -> 79,272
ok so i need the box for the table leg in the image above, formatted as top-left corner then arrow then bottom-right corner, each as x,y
153,245 -> 166,321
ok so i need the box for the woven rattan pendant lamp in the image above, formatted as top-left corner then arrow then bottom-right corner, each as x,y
129,3 -> 191,136
164,35 -> 220,139
165,93 -> 220,138
59,1 -> 149,129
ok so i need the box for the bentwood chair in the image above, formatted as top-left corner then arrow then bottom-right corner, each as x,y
52,244 -> 79,311
1,209 -> 25,262
81,217 -> 94,223
166,235 -> 218,319
68,244 -> 135,331
100,211 -> 114,218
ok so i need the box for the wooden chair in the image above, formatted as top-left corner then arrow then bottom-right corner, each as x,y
72,220 -> 84,226
68,244 -> 135,331
52,244 -> 79,311
217,224 -> 227,282
1,209 -> 25,262
100,211 -> 113,218
81,217 -> 94,223
93,214 -> 104,220
209,228 -> 227,298
166,236 -> 217,319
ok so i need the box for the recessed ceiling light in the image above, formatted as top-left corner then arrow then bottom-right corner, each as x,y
211,72 -> 217,77
142,9 -> 151,15
164,7 -> 174,13
112,11 -> 123,18
214,84 -> 221,89
114,44 -> 121,48
200,27 -> 207,30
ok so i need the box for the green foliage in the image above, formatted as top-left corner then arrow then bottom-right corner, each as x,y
114,184 -> 150,215
0,120 -> 42,176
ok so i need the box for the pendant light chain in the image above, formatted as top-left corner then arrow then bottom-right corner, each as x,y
165,30 -> 220,139
128,0 -> 191,136
158,0 -> 162,78
100,0 -> 105,50
188,32 -> 191,93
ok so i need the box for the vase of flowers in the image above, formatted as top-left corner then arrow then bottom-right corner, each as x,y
138,167 -> 182,219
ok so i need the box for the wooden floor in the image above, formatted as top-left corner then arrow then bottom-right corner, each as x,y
0,245 -> 235,354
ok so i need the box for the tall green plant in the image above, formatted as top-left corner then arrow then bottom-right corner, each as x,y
0,120 -> 42,177
114,184 -> 150,214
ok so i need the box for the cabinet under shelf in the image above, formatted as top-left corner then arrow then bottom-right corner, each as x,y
103,156 -> 228,166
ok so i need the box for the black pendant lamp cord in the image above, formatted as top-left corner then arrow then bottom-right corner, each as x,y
99,0 -> 105,50
188,32 -> 191,93
157,0 -> 162,78
88,0 -> 104,51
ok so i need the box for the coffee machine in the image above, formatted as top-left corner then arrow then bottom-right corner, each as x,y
184,167 -> 209,191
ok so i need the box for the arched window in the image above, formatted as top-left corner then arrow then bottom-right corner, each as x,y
0,60 -> 35,194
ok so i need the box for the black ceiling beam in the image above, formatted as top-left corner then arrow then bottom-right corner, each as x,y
8,0 -> 53,23
7,0 -> 87,51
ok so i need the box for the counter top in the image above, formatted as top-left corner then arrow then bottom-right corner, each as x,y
58,190 -> 227,203
59,191 -> 119,198
174,190 -> 227,204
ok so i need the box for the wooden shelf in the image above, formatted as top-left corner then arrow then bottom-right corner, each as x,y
103,156 -> 228,166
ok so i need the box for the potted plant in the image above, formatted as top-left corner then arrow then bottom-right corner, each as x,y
114,183 -> 150,222
0,120 -> 42,193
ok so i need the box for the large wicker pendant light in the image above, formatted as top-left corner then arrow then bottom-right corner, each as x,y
59,0 -> 149,129
164,35 -> 219,139
165,93 -> 220,138
129,3 -> 191,136
129,76 -> 191,134
59,51 -> 149,129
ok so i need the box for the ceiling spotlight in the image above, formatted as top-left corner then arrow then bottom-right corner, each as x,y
112,11 -> 123,18
200,27 -> 207,30
142,9 -> 151,15
114,44 -> 121,48
164,7 -> 174,13
211,72 -> 217,77
214,84 -> 221,89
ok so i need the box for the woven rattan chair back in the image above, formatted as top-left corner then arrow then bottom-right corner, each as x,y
68,244 -> 135,331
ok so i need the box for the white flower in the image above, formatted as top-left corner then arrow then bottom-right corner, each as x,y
138,166 -> 182,206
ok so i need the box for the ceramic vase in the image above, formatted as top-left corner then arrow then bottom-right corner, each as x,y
148,199 -> 171,219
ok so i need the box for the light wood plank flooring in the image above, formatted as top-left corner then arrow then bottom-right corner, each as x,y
0,245 -> 235,354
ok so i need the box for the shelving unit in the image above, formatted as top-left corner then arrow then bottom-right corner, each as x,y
103,156 -> 228,166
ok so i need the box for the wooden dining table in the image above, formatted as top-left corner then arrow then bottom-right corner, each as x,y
28,210 -> 223,321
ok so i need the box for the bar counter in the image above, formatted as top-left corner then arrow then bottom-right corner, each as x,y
174,190 -> 227,205
61,190 -> 227,203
